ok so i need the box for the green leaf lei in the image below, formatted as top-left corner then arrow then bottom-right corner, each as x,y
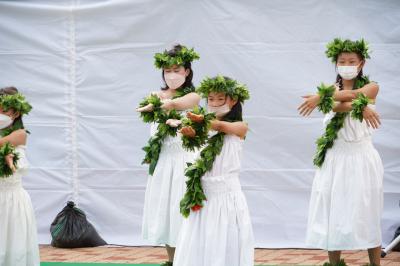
313,76 -> 370,167
317,83 -> 335,114
154,46 -> 200,69
351,93 -> 370,122
196,75 -> 250,103
138,94 -> 163,123
0,142 -> 19,178
141,109 -> 182,175
181,106 -> 216,152
180,131 -> 225,217
139,86 -> 195,175
0,93 -> 32,115
326,38 -> 370,63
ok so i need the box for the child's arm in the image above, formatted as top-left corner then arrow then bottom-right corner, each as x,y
332,102 -> 381,129
161,92 -> 200,111
332,102 -> 353,112
211,120 -> 248,139
299,83 -> 379,116
333,82 -> 379,102
0,129 -> 27,147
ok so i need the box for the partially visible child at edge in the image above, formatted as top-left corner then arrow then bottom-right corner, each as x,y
0,86 -> 40,266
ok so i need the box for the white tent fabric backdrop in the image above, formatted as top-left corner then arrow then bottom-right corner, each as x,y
0,0 -> 399,248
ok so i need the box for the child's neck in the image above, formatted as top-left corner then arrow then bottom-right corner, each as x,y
342,79 -> 355,90
162,88 -> 177,99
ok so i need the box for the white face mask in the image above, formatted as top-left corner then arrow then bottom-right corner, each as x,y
207,103 -> 231,118
0,114 -> 13,129
164,72 -> 186,90
337,65 -> 360,80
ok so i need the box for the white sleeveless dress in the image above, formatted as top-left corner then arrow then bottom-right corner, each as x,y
142,122 -> 197,246
306,105 -> 384,250
0,146 -> 40,266
174,134 -> 254,266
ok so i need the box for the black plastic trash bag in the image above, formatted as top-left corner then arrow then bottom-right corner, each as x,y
393,226 -> 400,251
50,201 -> 107,248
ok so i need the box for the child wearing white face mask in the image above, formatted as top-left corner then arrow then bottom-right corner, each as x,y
174,76 -> 254,266
138,44 -> 201,266
0,87 -> 40,266
298,39 -> 383,266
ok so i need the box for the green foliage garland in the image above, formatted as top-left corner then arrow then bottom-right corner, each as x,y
154,46 -> 200,69
0,142 -> 19,178
317,83 -> 335,114
142,109 -> 182,175
181,106 -> 216,152
0,93 -> 32,115
139,87 -> 195,175
313,76 -> 370,167
173,86 -> 195,99
326,38 -> 370,63
180,132 -> 225,217
138,94 -> 163,123
351,93 -> 370,122
196,75 -> 250,103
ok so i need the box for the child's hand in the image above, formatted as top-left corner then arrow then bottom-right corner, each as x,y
166,119 -> 182,128
136,103 -> 154,112
180,126 -> 196,138
187,112 -> 204,123
5,153 -> 16,173
298,94 -> 320,116
363,106 -> 381,129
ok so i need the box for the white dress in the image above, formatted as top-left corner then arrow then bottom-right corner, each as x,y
142,123 -> 197,246
174,134 -> 254,266
306,105 -> 384,251
0,146 -> 40,266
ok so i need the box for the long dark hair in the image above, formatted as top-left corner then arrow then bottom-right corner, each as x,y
0,86 -> 25,130
161,44 -> 194,90
222,100 -> 243,122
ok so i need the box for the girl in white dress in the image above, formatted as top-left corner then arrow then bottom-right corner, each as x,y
174,76 -> 254,266
138,44 -> 200,266
298,39 -> 383,266
0,87 -> 39,266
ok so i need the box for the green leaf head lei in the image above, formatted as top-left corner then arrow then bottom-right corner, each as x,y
0,87 -> 32,137
326,38 -> 370,63
154,45 -> 200,69
196,75 -> 250,104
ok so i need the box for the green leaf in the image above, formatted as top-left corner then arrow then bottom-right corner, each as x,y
317,83 -> 335,114
154,46 -> 200,69
196,75 -> 250,103
0,142 -> 19,178
351,93 -> 370,122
